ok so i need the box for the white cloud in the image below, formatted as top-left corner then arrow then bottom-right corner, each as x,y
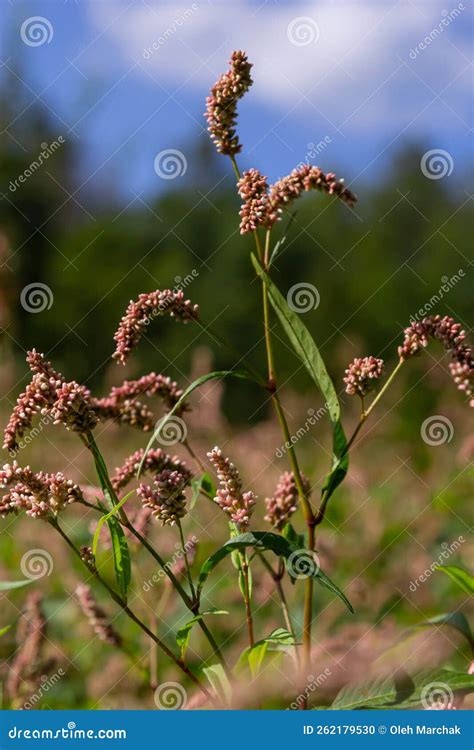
86,0 -> 469,123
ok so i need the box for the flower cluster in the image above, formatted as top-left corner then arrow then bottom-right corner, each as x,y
111,447 -> 192,493
265,471 -> 310,531
3,351 -> 97,454
399,315 -> 473,406
267,165 -> 357,225
113,290 -> 199,366
205,50 -> 253,156
237,168 -> 270,234
7,592 -> 47,705
137,469 -> 188,526
344,356 -> 385,398
0,462 -> 83,519
237,165 -> 357,234
399,315 -> 465,359
91,372 -> 189,432
75,584 -> 122,647
207,446 -> 257,530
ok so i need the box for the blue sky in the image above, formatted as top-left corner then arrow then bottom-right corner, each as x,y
1,0 -> 472,202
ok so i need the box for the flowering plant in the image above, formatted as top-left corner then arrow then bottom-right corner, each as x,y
1,51 -> 472,711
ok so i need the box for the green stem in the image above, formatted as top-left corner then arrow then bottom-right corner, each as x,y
77,467 -> 230,677
177,519 -> 196,600
231,152 -> 314,685
51,520 -> 213,702
258,552 -> 300,666
314,359 -> 405,528
240,551 -> 255,647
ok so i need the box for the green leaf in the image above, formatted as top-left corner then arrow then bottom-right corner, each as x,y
0,579 -> 33,592
197,531 -> 353,613
239,629 -> 297,677
92,490 -> 135,557
287,560 -> 354,614
197,532 -> 291,596
265,627 -> 299,647
247,641 -> 268,677
190,473 -> 215,510
331,669 -> 474,710
202,663 -> 232,705
107,516 -> 132,602
0,624 -> 13,637
282,522 -> 305,550
268,211 -> 297,266
251,254 -> 348,501
415,612 -> 473,649
436,565 -> 474,595
176,609 -> 228,660
138,370 -> 259,478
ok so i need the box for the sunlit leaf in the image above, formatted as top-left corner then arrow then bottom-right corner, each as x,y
202,663 -> 232,705
176,609 -> 228,660
436,565 -> 474,595
331,669 -> 474,710
0,580 -> 33,592
251,255 -> 348,502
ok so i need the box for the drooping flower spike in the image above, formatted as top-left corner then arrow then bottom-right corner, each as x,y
110,447 -> 192,493
113,289 -> 199,365
3,351 -> 97,454
237,165 -> 357,234
91,372 -> 189,432
0,462 -> 83,519
399,315 -> 473,407
75,584 -> 122,647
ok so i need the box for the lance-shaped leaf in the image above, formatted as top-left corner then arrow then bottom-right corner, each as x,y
196,531 -> 353,613
106,516 -> 132,602
251,255 -> 348,502
0,580 -> 33,592
176,609 -> 228,660
330,668 -> 474,710
436,565 -> 474,596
